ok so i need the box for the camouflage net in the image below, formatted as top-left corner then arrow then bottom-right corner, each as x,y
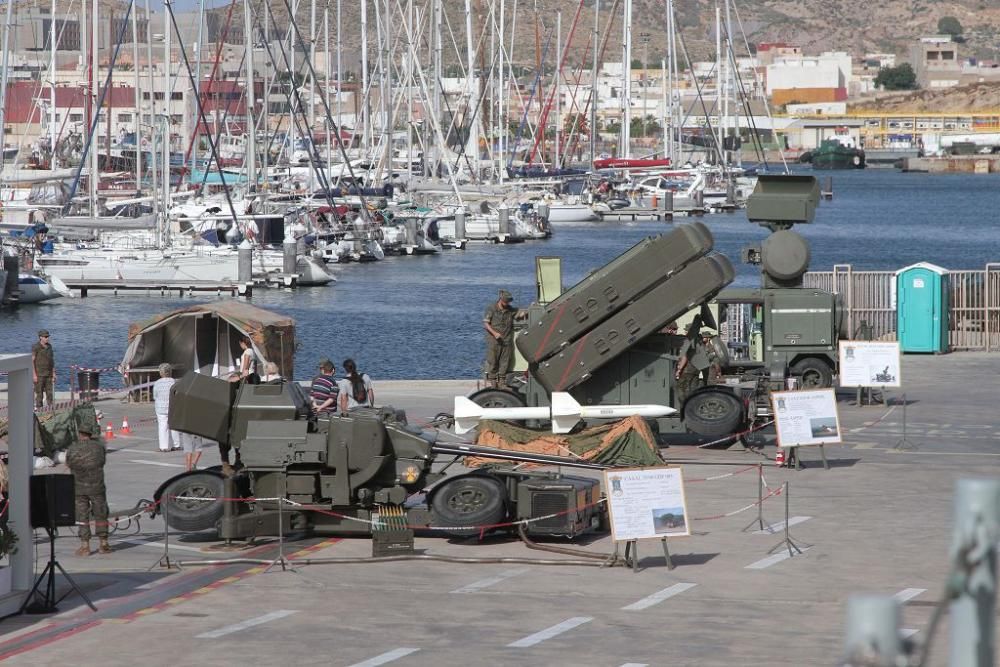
470,415 -> 663,468
0,403 -> 98,457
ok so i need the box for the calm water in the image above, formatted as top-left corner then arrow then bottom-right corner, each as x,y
3,169 -> 999,387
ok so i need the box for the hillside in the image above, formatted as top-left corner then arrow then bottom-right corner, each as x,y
199,0 -> 1000,75
850,81 -> 1000,113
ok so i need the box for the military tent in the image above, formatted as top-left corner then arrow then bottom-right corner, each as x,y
121,302 -> 295,386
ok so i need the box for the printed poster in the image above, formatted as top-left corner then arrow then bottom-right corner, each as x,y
771,388 -> 841,448
838,340 -> 901,388
604,467 -> 690,542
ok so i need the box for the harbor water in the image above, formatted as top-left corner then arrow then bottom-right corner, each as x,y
2,169 -> 999,387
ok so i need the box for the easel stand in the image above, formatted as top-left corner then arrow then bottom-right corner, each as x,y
20,527 -> 97,614
855,385 -> 887,407
767,482 -> 809,557
893,394 -> 918,451
614,538 -> 675,572
792,445 -> 830,471
742,463 -> 771,532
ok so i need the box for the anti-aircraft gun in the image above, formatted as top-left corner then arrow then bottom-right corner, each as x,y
153,374 -> 607,541
715,174 -> 844,390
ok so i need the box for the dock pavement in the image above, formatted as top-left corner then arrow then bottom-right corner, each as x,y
0,356 -> 998,665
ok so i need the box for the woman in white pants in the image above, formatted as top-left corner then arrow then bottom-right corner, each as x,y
152,363 -> 181,452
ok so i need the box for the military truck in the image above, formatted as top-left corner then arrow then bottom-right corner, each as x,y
467,175 -> 838,439
716,174 -> 842,389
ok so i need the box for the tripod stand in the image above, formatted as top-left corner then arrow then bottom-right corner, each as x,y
19,527 -> 96,614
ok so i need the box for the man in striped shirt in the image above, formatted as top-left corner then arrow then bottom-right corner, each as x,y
310,359 -> 339,414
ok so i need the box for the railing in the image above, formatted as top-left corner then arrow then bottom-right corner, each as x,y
803,264 -> 1000,351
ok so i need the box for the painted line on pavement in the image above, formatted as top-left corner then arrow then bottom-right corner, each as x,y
346,648 -> 421,667
507,617 -> 593,647
753,516 -> 811,535
450,568 -> 530,594
901,629 -> 919,639
745,548 -> 809,570
196,610 -> 299,638
116,537 -> 212,553
893,588 -> 926,603
619,664 -> 649,667
127,459 -> 185,468
621,583 -> 697,611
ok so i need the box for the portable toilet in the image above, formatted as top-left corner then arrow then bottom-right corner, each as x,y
896,262 -> 948,353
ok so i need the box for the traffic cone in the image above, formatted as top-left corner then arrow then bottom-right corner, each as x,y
775,446 -> 785,467
105,422 -> 115,440
119,416 -> 131,435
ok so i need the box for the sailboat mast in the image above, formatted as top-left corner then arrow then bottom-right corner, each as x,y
554,10 -> 560,170
0,0 -> 14,178
244,0 -> 256,193
50,0 -> 58,152
90,0 -> 99,214
193,0 -> 205,175
621,0 -> 631,158
590,0 -> 598,165
131,2 -> 141,185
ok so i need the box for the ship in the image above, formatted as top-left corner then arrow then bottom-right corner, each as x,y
801,136 -> 866,170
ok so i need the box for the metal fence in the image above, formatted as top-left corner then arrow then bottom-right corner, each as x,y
803,264 -> 1000,351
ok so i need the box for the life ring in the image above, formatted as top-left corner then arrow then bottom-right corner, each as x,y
853,155 -> 861,166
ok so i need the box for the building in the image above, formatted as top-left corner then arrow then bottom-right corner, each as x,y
766,52 -> 850,106
910,36 -> 961,89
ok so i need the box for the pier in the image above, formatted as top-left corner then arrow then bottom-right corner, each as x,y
64,278 -> 256,298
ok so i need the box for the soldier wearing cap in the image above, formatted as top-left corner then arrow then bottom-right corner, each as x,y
482,289 -> 522,388
674,324 -> 722,406
66,418 -> 111,556
31,329 -> 55,409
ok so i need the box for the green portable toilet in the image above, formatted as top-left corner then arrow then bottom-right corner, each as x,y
896,262 -> 948,353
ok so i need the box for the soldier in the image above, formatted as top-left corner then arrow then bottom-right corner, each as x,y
66,419 -> 111,556
674,324 -> 703,407
31,329 -> 55,409
482,289 -> 520,388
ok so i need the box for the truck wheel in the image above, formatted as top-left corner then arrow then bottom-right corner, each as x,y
684,390 -> 743,437
470,389 -> 525,409
791,358 -> 833,389
430,475 -> 507,535
160,472 -> 225,532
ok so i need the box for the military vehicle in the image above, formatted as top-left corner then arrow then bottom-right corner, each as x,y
716,174 -> 842,389
467,175 -> 837,439
155,373 -> 606,540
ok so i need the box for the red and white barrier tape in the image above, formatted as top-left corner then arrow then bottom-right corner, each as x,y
696,420 -> 775,449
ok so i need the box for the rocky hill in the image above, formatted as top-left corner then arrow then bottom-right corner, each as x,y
850,81 -> 1000,113
218,0 -> 1000,71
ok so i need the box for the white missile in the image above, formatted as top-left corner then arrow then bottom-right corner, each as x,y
453,393 -> 676,435
550,392 -> 676,433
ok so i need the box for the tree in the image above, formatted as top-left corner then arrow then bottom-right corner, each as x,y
937,15 -> 963,37
631,58 -> 643,69
563,112 -> 589,136
874,63 -> 918,91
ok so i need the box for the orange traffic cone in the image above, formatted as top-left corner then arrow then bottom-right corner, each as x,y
120,416 -> 131,435
105,422 -> 115,440
775,446 -> 785,467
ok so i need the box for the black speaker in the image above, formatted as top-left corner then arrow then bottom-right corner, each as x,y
30,474 -> 76,529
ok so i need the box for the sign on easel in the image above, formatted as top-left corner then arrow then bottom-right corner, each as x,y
771,388 -> 842,448
603,467 -> 690,542
838,341 -> 901,388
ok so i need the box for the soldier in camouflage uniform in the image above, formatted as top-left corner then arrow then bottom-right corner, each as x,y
674,326 -> 721,406
482,289 -> 519,388
66,420 -> 111,556
31,329 -> 55,409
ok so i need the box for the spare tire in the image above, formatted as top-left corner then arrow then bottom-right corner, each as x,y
160,472 -> 225,533
430,475 -> 507,536
683,390 -> 744,437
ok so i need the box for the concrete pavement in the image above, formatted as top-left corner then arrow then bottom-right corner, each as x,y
0,356 -> 997,665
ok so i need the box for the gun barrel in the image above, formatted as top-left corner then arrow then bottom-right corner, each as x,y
430,442 -> 608,470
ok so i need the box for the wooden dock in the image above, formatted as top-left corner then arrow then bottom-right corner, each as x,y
598,207 -> 674,222
65,278 -> 255,298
